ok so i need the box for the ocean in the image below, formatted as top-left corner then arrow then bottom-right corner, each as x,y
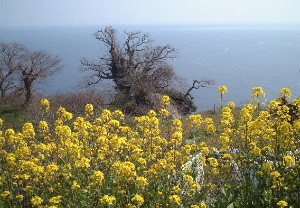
0,25 -> 300,112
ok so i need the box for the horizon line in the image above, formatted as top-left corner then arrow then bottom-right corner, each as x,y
1,22 -> 300,28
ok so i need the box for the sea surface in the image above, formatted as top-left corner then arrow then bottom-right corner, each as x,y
1,25 -> 300,112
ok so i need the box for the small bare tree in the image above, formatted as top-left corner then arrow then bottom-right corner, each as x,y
0,42 -> 62,105
81,26 -> 198,114
184,79 -> 215,99
0,43 -> 25,100
18,50 -> 62,105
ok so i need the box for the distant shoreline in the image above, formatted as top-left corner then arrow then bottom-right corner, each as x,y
1,23 -> 300,30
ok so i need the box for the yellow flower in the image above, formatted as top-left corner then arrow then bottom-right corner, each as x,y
228,101 -> 236,108
199,202 -> 208,208
191,203 -> 208,208
172,131 -> 183,141
38,121 -> 50,133
251,87 -> 267,107
107,119 -> 120,129
279,88 -> 292,100
277,200 -> 288,207
31,196 -> 44,207
204,118 -> 216,132
41,98 -> 50,106
161,95 -> 171,105
41,99 -> 50,111
270,171 -> 281,179
71,180 -> 81,189
85,103 -> 94,117
23,185 -> 33,192
57,107 -> 73,122
0,191 -> 11,199
57,106 -> 66,115
22,122 -> 35,138
90,170 -> 105,186
218,85 -> 228,95
189,114 -> 203,126
172,186 -> 182,194
211,167 -> 220,175
261,162 -> 273,173
207,157 -> 218,167
0,118 -> 3,127
46,163 -> 59,175
112,110 -> 125,120
283,155 -> 295,167
169,194 -> 181,206
16,194 -> 24,201
49,196 -> 62,204
148,110 -> 157,117
100,195 -> 116,205
137,158 -> 147,165
131,194 -> 144,205
136,177 -> 149,188
200,146 -> 210,156
4,128 -> 15,138
74,157 -> 91,168
252,87 -> 266,97
159,108 -> 170,118
112,161 -> 136,178
173,119 -> 182,128
222,153 -> 233,161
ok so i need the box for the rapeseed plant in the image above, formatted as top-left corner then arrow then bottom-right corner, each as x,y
218,85 -> 228,107
0,90 -> 299,207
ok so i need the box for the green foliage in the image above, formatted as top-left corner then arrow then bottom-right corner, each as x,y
0,104 -> 28,131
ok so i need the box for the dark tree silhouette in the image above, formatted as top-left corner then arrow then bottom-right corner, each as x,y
184,79 -> 215,99
81,26 -> 197,114
0,43 -> 25,99
18,50 -> 62,105
0,42 -> 62,105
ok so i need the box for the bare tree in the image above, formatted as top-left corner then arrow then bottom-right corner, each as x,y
0,42 -> 62,105
0,43 -> 25,100
17,50 -> 62,106
81,27 -> 176,91
81,26 -> 197,114
184,79 -> 215,99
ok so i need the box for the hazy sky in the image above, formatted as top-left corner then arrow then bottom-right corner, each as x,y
1,0 -> 300,27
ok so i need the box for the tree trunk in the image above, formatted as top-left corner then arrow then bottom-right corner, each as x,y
24,78 -> 32,106
0,87 -> 4,99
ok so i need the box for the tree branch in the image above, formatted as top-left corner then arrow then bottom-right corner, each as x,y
184,79 -> 215,99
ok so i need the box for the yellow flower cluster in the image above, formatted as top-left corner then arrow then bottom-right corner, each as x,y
49,195 -> 62,204
280,88 -> 292,100
169,194 -> 182,206
100,194 -> 116,205
131,194 -> 144,206
251,86 -> 266,106
85,103 -> 94,117
277,200 -> 288,208
0,87 -> 299,207
31,196 -> 44,207
161,95 -> 171,105
218,86 -> 228,95
218,85 -> 228,107
41,99 -> 50,112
